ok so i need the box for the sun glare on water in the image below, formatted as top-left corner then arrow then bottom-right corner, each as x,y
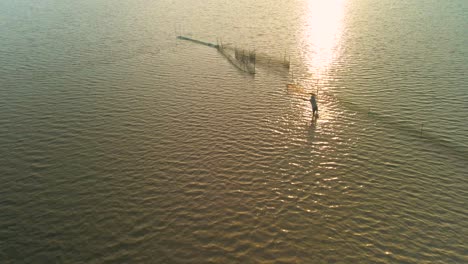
302,0 -> 347,81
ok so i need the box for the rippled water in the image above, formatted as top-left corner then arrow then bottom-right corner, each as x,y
1,0 -> 467,263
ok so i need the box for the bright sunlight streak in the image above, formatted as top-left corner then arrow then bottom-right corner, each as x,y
302,0 -> 347,80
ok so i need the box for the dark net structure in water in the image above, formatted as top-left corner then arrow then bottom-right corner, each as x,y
177,36 -> 290,75
217,42 -> 256,74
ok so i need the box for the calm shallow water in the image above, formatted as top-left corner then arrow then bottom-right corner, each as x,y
1,0 -> 467,263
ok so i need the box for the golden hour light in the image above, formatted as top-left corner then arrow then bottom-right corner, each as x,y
2,0 -> 465,262
302,0 -> 347,80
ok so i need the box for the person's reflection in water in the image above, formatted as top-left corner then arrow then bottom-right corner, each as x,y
307,114 -> 318,143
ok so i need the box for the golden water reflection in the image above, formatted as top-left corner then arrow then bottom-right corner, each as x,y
301,0 -> 347,82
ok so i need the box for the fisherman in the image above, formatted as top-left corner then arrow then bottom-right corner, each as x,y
309,93 -> 318,116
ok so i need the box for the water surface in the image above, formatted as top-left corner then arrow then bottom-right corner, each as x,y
1,0 -> 467,263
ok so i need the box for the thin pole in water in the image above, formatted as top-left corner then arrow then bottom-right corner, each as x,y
253,51 -> 256,73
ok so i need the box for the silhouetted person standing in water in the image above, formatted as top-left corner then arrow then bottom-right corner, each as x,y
310,93 -> 318,117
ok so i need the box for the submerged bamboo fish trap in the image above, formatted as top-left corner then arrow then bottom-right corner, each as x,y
177,36 -> 290,75
217,41 -> 256,74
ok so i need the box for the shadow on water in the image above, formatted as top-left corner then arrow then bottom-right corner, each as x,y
337,96 -> 468,160
302,112 -> 318,145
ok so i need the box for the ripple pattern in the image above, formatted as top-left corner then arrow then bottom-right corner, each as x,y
1,0 -> 467,263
